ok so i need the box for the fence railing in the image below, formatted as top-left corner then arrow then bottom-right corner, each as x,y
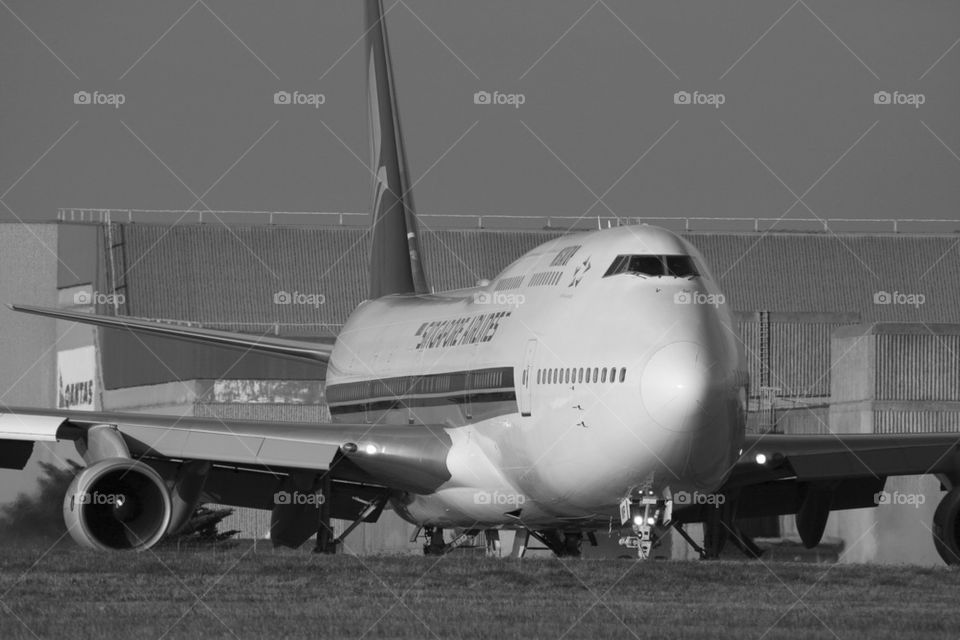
56,208 -> 960,234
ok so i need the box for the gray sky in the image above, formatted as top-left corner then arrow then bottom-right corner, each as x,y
1,0 -> 959,226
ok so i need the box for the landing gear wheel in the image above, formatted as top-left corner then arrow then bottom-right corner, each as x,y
703,516 -> 726,559
932,488 -> 960,565
422,526 -> 445,556
562,533 -> 583,557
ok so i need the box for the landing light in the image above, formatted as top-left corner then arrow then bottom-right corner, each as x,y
364,443 -> 379,455
755,453 -> 767,465
633,515 -> 643,526
646,517 -> 656,526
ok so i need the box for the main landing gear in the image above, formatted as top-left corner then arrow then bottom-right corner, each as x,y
419,527 -> 490,555
311,473 -> 389,554
417,527 -> 596,558
515,529 -> 594,558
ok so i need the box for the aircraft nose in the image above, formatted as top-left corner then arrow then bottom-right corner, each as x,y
640,341 -> 713,433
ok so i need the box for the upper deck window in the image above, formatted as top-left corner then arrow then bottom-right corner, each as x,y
603,254 -> 699,278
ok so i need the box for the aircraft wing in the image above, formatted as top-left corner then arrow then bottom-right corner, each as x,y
9,304 -> 333,363
674,432 -> 960,551
728,432 -> 960,490
0,406 -> 451,495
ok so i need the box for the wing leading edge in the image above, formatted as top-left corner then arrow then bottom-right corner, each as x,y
9,304 -> 334,363
729,432 -> 960,489
0,406 -> 452,495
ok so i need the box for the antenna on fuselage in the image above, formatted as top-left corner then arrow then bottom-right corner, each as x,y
365,0 -> 430,299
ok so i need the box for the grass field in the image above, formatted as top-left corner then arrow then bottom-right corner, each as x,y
1,539 -> 959,640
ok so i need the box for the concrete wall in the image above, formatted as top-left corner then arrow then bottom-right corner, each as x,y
0,224 -> 67,504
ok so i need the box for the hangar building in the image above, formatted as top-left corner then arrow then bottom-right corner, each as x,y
5,210 -> 960,563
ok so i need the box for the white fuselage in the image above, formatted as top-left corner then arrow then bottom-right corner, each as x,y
326,225 -> 747,528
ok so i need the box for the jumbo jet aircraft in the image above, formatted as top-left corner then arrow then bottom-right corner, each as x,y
3,0 -> 960,562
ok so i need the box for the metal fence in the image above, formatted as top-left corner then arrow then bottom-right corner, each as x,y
57,208 -> 960,234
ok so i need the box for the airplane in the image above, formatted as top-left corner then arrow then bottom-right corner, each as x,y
3,0 -> 960,563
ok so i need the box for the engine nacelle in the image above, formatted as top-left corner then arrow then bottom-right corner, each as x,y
64,458 -> 172,551
932,488 -> 960,565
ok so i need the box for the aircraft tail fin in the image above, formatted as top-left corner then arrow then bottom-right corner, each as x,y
365,0 -> 429,299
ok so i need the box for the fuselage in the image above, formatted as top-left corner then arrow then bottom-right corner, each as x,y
326,225 -> 747,528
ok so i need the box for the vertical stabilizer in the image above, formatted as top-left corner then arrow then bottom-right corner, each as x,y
366,0 -> 429,299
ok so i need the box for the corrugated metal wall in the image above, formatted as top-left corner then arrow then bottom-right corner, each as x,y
770,322 -> 842,397
116,224 -> 960,334
876,333 -> 960,401
120,225 -> 556,333
738,319 -> 853,399
874,410 -> 960,434
746,405 -> 830,434
692,233 -> 960,322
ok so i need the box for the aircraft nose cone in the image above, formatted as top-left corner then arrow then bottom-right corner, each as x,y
640,341 -> 712,432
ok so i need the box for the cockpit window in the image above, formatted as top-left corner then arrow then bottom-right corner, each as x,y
665,255 -> 698,277
604,254 -> 699,278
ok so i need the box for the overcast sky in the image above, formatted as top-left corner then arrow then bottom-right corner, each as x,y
1,0 -> 959,228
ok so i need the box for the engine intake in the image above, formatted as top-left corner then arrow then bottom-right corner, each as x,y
64,458 -> 172,551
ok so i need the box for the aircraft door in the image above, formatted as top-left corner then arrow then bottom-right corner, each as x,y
519,339 -> 537,417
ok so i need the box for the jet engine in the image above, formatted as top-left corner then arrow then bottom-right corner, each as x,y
63,458 -> 172,551
932,488 -> 960,565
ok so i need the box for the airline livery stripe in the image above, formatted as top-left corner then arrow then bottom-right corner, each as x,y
329,392 -> 518,417
326,366 -> 515,406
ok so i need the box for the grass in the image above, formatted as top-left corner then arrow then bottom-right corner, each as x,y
1,540 -> 959,639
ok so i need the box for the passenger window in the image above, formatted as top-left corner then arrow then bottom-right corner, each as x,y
619,368 -> 626,383
609,366 -> 615,383
593,367 -> 599,382
578,368 -> 584,383
601,368 -> 607,383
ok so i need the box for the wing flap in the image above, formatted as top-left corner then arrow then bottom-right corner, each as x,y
0,412 -> 65,441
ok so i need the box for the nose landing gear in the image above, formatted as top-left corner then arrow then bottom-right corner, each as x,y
618,490 -> 673,559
